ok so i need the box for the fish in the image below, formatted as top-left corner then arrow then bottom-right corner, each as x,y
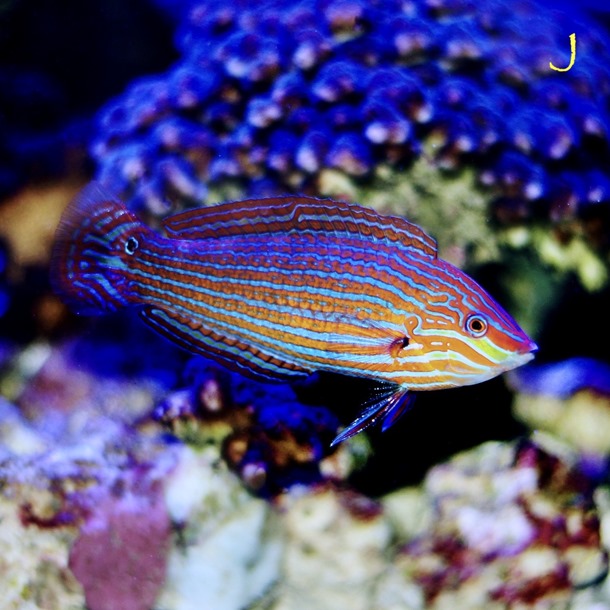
51,182 -> 537,445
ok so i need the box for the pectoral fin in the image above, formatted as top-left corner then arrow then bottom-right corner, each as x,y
331,386 -> 415,446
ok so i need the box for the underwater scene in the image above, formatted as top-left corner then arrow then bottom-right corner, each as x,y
1,0 -> 610,608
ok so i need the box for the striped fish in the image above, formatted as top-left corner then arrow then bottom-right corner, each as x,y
51,183 -> 537,445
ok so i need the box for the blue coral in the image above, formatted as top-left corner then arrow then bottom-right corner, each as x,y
0,240 -> 9,320
93,0 -> 610,230
509,357 -> 610,399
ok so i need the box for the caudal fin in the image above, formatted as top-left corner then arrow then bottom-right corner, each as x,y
50,182 -> 143,315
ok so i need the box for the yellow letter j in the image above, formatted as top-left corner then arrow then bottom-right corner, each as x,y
550,33 -> 576,72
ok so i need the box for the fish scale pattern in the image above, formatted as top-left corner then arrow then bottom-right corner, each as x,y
93,0 -> 610,225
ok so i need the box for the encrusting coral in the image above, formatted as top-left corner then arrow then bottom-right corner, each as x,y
509,358 -> 610,456
6,363 -> 608,610
392,439 -> 609,609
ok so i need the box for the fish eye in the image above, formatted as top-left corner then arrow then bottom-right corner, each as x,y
465,314 -> 488,337
125,236 -> 139,255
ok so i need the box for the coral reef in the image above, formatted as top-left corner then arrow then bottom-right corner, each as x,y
271,487 -> 397,610
0,390 -> 174,610
0,332 -> 282,610
511,357 -> 610,398
509,358 -> 610,456
153,358 -> 347,497
0,398 -> 280,610
2,338 -> 610,610
4,0 -> 610,607
158,446 -> 283,610
392,439 -> 608,609
69,481 -> 171,610
93,0 -> 610,250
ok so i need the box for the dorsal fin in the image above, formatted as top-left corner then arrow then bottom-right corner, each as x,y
163,196 -> 437,257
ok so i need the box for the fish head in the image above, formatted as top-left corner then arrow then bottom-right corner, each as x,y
393,260 -> 537,390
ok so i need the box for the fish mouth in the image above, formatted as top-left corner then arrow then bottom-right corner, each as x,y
507,351 -> 535,368
449,340 -> 538,380
500,340 -> 538,372
523,339 -> 539,355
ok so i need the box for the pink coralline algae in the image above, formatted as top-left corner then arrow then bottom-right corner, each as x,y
397,440 -> 608,608
68,484 -> 171,610
93,0 -> 610,239
0,334 -> 176,610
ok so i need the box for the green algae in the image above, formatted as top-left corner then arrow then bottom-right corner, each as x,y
319,155 -> 498,267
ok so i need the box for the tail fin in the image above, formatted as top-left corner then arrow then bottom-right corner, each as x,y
50,182 -> 143,315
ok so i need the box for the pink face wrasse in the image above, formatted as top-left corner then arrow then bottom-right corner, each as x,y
51,183 -> 537,445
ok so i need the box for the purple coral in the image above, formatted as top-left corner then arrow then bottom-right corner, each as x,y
92,0 -> 610,235
508,357 -> 610,398
154,359 -> 341,496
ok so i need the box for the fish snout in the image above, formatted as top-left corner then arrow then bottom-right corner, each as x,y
519,338 -> 538,356
504,338 -> 538,370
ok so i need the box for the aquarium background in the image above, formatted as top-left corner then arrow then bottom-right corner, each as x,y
1,0 -> 610,608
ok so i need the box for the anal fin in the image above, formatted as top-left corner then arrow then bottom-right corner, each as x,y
140,306 -> 310,383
